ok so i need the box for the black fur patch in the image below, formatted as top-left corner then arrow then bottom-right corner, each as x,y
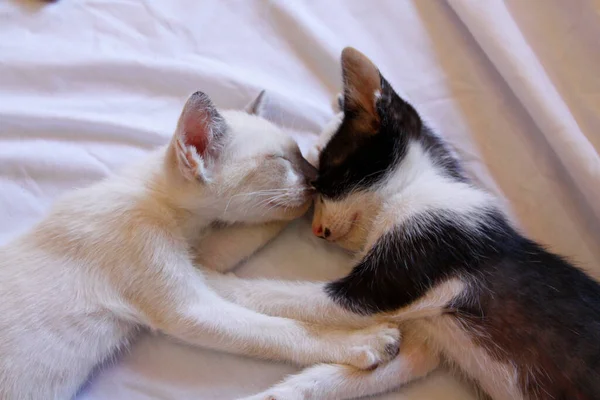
314,77 -> 465,199
325,208 -> 512,314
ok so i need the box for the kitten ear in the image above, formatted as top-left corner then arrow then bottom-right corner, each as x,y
244,90 -> 267,116
340,47 -> 382,133
171,91 -> 227,182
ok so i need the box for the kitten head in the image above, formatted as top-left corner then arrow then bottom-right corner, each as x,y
165,90 -> 316,224
312,47 -> 464,251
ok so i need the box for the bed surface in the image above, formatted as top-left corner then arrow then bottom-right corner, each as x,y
1,1 -> 599,399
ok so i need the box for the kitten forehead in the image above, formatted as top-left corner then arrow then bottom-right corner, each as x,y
317,84 -> 463,199
220,110 -> 297,158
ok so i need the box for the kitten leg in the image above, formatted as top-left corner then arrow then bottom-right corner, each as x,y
203,271 -> 372,328
193,221 -> 287,273
240,328 -> 440,400
160,290 -> 398,369
129,263 -> 399,370
205,272 -> 456,327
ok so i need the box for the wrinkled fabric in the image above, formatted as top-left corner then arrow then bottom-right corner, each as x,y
0,0 -> 598,399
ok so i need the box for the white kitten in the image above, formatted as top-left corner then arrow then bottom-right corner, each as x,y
0,91 -> 400,400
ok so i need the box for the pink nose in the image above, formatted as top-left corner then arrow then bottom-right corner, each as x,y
313,225 -> 323,237
313,225 -> 332,239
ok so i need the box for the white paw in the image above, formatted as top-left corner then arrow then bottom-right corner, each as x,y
346,323 -> 400,370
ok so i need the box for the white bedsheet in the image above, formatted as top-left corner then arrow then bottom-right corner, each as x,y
1,0 -> 598,399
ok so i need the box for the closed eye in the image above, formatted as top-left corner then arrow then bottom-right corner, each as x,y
267,154 -> 289,162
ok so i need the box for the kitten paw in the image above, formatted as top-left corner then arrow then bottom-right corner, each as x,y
346,323 -> 400,369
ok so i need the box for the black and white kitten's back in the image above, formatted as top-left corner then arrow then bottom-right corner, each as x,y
309,48 -> 600,400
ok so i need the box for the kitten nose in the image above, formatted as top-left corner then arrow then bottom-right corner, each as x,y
312,225 -> 331,239
313,225 -> 323,237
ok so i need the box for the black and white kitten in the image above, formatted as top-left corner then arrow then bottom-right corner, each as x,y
209,48 -> 600,400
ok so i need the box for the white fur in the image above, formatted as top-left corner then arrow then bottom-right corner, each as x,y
420,317 -> 524,400
242,324 -> 439,400
0,95 -> 400,400
379,143 -> 494,221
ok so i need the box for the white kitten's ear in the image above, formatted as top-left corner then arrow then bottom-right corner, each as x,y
244,90 -> 267,116
171,91 -> 227,182
340,47 -> 381,133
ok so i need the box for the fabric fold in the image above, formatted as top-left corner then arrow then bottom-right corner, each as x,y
448,0 -> 600,220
